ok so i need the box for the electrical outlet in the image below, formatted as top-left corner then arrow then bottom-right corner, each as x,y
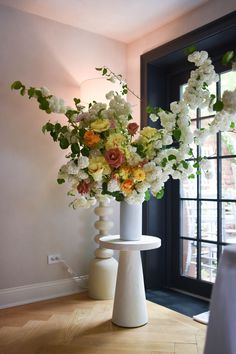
47,254 -> 62,264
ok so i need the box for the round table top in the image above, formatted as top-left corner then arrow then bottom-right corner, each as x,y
99,235 -> 161,251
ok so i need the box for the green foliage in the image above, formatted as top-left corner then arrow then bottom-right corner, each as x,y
81,146 -> 90,157
59,137 -> 70,149
181,161 -> 189,169
65,109 -> 78,121
213,100 -> 224,112
222,51 -> 234,66
133,144 -> 146,158
71,143 -> 80,155
184,46 -> 197,55
11,81 -> 23,90
145,190 -> 151,201
42,122 -> 54,134
168,154 -> 176,161
188,148 -> 193,156
173,128 -> 181,141
57,178 -> 65,184
156,188 -> 164,199
188,174 -> 195,179
73,98 -> 81,106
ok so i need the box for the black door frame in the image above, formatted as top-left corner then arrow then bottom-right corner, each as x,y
141,11 -> 236,298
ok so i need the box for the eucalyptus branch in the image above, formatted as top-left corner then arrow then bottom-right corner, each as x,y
96,66 -> 141,101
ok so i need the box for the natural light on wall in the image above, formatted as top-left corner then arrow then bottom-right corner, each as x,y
79,77 -> 122,105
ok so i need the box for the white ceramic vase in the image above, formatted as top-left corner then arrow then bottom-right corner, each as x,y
120,201 -> 142,241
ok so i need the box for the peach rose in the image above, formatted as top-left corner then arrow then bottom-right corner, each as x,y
105,148 -> 125,168
128,122 -> 139,135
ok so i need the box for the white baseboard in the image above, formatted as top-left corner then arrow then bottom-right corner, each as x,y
0,276 -> 88,309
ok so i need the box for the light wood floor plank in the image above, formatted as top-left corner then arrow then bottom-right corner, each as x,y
0,292 -> 206,354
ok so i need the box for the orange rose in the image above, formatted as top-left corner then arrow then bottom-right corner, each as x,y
84,131 -> 100,147
121,179 -> 134,193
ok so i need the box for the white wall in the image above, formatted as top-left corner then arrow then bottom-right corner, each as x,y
127,0 -> 236,122
0,4 -> 125,292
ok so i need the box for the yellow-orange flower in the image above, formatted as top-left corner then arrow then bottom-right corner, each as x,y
119,165 -> 131,180
121,179 -> 134,194
84,130 -> 100,147
90,118 -> 110,133
133,168 -> 145,182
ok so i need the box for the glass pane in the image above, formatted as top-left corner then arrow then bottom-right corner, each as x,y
222,202 -> 236,244
200,82 -> 217,117
222,158 -> 236,199
221,70 -> 236,93
221,131 -> 236,157
181,238 -> 197,278
200,118 -> 217,157
201,201 -> 217,241
180,84 -> 197,119
180,177 -> 197,198
200,158 -> 217,198
201,242 -> 217,282
180,200 -> 197,238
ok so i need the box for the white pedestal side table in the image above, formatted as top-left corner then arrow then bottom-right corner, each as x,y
99,235 -> 161,328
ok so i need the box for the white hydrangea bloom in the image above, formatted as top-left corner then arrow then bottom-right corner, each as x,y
40,87 -> 50,97
67,161 -> 80,175
188,51 -> 208,66
150,113 -> 158,122
136,181 -> 150,193
107,179 -> 120,192
162,134 -> 173,146
125,190 -> 145,204
89,102 -> 107,119
58,164 -> 68,180
70,197 -> 90,209
48,96 -> 67,114
144,162 -> 162,183
150,181 -> 164,195
77,156 -> 89,169
78,171 -> 89,180
105,91 -> 115,100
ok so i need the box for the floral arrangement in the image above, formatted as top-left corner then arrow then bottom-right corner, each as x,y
11,50 -> 236,208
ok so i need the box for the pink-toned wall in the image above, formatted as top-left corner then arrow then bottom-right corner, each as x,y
0,4 -> 125,291
0,0 -> 235,296
127,0 -> 236,123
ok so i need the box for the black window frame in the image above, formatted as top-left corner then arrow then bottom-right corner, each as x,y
141,11 -> 236,298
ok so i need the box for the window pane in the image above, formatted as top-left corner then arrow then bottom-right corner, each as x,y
221,70 -> 236,93
222,158 -> 236,199
200,118 -> 217,157
200,82 -> 217,117
200,158 -> 217,198
222,202 -> 236,243
201,242 -> 217,282
201,201 -> 217,241
221,131 -> 236,157
180,177 -> 197,198
181,238 -> 197,278
180,200 -> 197,238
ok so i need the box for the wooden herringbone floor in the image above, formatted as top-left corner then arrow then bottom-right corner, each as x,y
0,292 -> 206,354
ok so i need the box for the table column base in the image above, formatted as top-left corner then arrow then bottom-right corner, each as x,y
112,250 -> 148,328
